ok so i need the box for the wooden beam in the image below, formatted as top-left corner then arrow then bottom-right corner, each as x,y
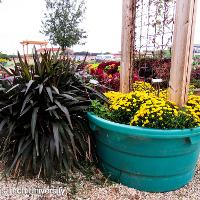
20,41 -> 48,45
169,0 -> 197,107
120,0 -> 136,93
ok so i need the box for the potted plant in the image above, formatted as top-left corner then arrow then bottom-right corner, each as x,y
87,82 -> 200,192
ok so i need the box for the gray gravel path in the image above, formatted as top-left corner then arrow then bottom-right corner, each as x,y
0,161 -> 199,200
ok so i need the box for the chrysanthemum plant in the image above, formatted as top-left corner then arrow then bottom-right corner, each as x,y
91,81 -> 200,129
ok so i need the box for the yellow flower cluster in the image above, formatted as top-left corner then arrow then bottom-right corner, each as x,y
186,95 -> 200,123
87,63 -> 99,71
132,81 -> 169,99
0,58 -> 8,63
131,97 -> 182,127
104,82 -> 200,129
132,81 -> 156,93
105,90 -> 154,112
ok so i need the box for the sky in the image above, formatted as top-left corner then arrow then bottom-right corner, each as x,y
0,0 -> 199,55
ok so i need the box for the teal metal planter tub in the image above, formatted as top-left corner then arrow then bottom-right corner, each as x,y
87,112 -> 200,192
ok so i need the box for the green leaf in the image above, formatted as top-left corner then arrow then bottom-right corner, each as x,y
35,130 -> 39,156
33,46 -> 42,76
39,84 -> 44,94
44,150 -> 51,181
19,102 -> 36,117
17,51 -> 31,80
54,100 -> 73,129
33,147 -> 37,172
17,137 -> 26,153
69,105 -> 88,112
0,102 -> 17,112
0,119 -> 7,131
52,86 -> 59,94
51,110 -> 60,119
6,84 -> 19,93
20,93 -> 32,114
62,123 -> 76,157
72,118 -> 89,152
46,87 -> 53,102
45,105 -> 58,111
25,80 -> 34,95
62,157 -> 69,171
7,139 -> 32,175
52,123 -> 59,158
21,142 -> 32,167
60,93 -> 78,101
50,138 -> 55,159
31,107 -> 39,139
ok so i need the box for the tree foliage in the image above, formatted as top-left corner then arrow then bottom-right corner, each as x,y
41,0 -> 87,51
0,52 -> 9,60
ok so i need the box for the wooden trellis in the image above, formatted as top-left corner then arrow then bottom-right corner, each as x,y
121,0 -> 197,107
120,0 -> 136,93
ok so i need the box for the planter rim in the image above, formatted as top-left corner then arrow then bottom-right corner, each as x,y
87,112 -> 200,139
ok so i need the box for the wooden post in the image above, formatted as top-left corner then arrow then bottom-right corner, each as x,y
120,0 -> 136,93
169,0 -> 197,107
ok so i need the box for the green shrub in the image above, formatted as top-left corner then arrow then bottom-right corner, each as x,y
0,50 -> 106,182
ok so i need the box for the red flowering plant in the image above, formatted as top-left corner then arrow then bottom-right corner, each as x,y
191,66 -> 200,88
88,61 -> 121,91
87,61 -> 141,92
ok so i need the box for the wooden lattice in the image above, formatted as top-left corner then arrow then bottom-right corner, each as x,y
133,0 -> 176,84
121,0 -> 197,106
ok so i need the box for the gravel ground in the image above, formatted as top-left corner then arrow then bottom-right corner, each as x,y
0,161 -> 199,200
